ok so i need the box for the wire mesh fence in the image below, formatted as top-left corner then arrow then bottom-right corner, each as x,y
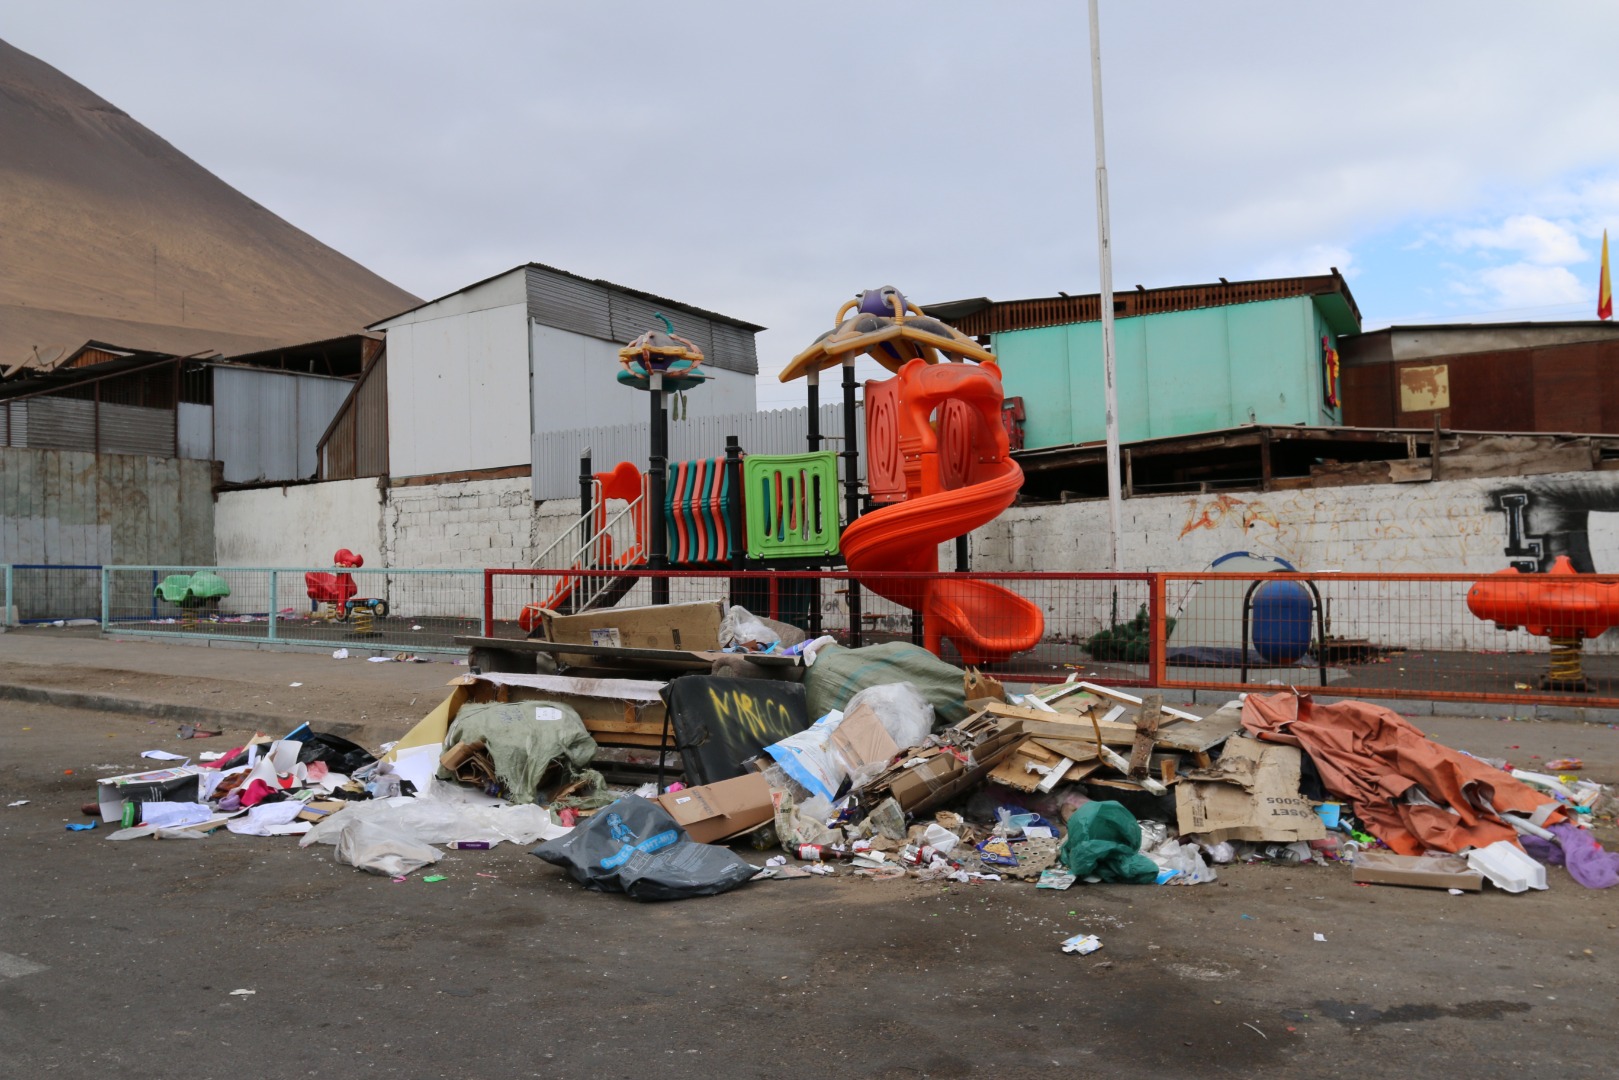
2,564 -> 103,624
483,568 -> 1156,684
101,566 -> 485,654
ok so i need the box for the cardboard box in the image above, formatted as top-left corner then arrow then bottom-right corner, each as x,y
829,703 -> 900,776
440,740 -> 497,786
655,772 -> 774,844
97,765 -> 206,823
540,600 -> 723,651
1174,736 -> 1325,843
1352,850 -> 1484,891
867,714 -> 1022,814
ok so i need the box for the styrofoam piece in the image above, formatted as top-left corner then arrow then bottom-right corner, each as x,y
1466,841 -> 1549,893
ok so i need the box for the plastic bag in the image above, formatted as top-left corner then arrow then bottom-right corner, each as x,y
842,683 -> 935,749
331,817 -> 443,877
1146,838 -> 1218,885
719,605 -> 781,649
1058,801 -> 1161,884
531,796 -> 759,901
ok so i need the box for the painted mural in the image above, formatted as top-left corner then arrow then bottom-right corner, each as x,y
1487,474 -> 1619,573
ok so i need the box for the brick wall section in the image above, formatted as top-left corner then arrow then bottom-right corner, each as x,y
385,477 -> 541,569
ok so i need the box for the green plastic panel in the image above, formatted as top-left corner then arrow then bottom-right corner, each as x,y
743,451 -> 840,560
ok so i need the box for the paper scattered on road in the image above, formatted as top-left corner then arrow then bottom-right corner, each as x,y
367,656 -> 393,663
229,989 -> 255,996
140,749 -> 188,761
331,649 -> 349,660
6,800 -> 27,807
1313,933 -> 1327,942
289,682 -> 303,688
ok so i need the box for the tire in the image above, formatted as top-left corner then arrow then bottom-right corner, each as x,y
373,600 -> 390,619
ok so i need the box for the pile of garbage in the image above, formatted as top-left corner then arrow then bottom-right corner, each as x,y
83,601 -> 1619,904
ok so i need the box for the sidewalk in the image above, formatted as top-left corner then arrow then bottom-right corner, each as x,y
0,624 -> 457,742
2,623 -> 1615,776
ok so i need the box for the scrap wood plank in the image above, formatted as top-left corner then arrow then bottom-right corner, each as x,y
1075,682 -> 1201,723
1129,694 -> 1162,778
986,702 -> 1236,756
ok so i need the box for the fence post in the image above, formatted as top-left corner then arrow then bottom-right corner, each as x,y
2,564 -> 11,626
100,566 -> 110,630
483,570 -> 495,638
1148,573 -> 1168,688
268,570 -> 278,643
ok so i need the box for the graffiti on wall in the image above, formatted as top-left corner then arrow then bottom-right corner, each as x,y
1178,494 -> 1281,539
1487,474 -> 1619,573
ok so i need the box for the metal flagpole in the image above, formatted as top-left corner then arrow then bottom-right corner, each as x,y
1087,0 -> 1123,574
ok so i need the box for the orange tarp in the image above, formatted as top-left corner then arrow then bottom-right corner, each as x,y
1242,693 -> 1563,856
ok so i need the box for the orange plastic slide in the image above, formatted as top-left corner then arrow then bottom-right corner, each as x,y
841,358 -> 1044,664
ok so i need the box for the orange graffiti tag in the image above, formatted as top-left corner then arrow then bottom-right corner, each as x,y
1179,494 -> 1280,539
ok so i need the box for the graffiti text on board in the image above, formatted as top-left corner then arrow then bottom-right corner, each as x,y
706,686 -> 798,743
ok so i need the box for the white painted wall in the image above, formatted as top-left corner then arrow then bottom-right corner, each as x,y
972,471 -> 1619,653
380,270 -> 532,478
529,320 -> 756,438
215,479 -> 386,567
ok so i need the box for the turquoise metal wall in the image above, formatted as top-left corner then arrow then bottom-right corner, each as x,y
995,297 -> 1343,449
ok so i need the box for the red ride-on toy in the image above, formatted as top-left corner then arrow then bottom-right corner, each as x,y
305,549 -> 390,620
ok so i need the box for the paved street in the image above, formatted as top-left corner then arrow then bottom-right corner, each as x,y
1,631 -> 1616,1078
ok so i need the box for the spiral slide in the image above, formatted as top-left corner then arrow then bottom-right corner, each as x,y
840,359 -> 1044,665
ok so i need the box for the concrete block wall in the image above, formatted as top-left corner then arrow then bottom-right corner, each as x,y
972,469 -> 1619,653
384,476 -> 538,569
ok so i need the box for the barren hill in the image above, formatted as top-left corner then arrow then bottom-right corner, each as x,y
0,38 -> 421,368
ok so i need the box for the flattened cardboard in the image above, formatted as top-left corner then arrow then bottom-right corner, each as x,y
1175,737 -> 1325,843
867,717 -> 1022,814
1352,850 -> 1484,891
655,772 -> 773,844
829,703 -> 900,776
540,600 -> 723,652
963,669 -> 1006,710
988,737 -> 1066,793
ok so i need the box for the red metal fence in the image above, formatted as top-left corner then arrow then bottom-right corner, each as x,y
483,568 -> 1619,710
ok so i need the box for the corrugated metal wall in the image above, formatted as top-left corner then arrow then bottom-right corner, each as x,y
8,397 -> 175,456
525,265 -> 759,375
2,401 -> 26,447
213,367 -> 355,483
531,403 -> 861,501
177,403 -> 213,460
318,357 -> 389,480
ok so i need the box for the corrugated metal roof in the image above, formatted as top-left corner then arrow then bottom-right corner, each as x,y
369,261 -> 766,333
926,271 -> 1362,338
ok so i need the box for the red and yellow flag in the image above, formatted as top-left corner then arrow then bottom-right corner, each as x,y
1601,229 -> 1613,321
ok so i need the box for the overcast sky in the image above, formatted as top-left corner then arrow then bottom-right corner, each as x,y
7,1 -> 1619,408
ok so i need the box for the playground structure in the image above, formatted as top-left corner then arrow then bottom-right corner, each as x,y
523,287 -> 1044,664
305,548 -> 389,622
1466,555 -> 1619,691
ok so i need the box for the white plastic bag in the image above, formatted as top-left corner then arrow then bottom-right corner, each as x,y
719,605 -> 780,648
842,683 -> 934,748
1146,838 -> 1218,885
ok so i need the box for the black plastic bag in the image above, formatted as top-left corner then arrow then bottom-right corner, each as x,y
532,796 -> 758,902
296,732 -> 378,775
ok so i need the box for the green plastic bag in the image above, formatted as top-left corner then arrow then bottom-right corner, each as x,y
1058,801 -> 1160,884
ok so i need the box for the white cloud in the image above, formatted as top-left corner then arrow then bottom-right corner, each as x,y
1250,245 -> 1355,280
1452,215 -> 1586,265
1476,263 -> 1586,308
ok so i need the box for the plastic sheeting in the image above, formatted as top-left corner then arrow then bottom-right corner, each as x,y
804,643 -> 968,727
1058,801 -> 1160,884
532,796 -> 759,902
1242,692 -> 1566,856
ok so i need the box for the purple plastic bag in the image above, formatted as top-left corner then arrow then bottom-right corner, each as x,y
1522,823 -> 1619,889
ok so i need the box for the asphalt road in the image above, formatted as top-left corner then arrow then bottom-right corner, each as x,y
3,701 -> 1617,1079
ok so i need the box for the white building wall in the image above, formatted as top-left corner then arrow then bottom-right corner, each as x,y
381,270 -> 532,478
972,471 -> 1619,653
530,321 -> 756,438
215,479 -> 386,567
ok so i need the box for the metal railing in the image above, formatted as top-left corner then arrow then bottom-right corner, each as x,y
484,567 -> 1619,709
101,565 -> 485,654
2,564 -> 103,624
530,478 -> 647,613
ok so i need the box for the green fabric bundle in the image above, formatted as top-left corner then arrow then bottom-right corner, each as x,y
1058,801 -> 1161,884
440,701 -> 598,806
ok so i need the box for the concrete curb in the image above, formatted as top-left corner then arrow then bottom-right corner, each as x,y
0,682 -> 374,741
